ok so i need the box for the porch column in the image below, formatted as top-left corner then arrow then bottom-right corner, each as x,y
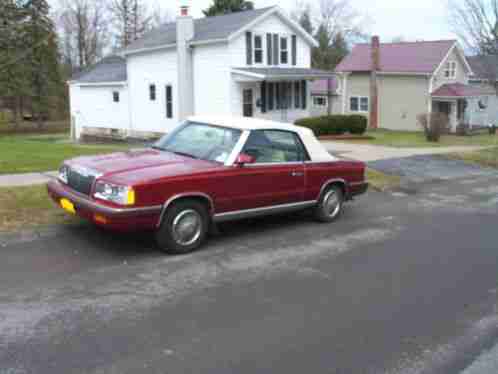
450,101 -> 458,131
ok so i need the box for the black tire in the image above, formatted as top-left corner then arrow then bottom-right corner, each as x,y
313,184 -> 344,223
156,199 -> 209,255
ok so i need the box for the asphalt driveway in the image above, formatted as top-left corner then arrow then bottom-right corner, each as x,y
368,154 -> 497,184
2,171 -> 498,373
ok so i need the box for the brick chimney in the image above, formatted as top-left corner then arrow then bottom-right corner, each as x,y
177,4 -> 194,120
370,36 -> 380,129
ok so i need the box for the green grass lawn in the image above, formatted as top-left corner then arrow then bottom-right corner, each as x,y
0,184 -> 79,232
447,146 -> 498,168
0,133 -> 130,174
341,129 -> 498,148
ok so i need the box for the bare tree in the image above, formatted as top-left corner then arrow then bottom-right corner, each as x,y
316,0 -> 368,43
448,0 -> 498,55
109,0 -> 152,48
150,3 -> 173,29
56,0 -> 109,70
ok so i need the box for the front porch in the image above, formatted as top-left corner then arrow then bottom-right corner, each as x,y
431,83 -> 495,132
231,68 -> 334,123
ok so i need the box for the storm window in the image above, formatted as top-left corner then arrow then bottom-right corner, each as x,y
166,85 -> 173,118
113,91 -> 120,103
254,35 -> 263,64
280,37 -> 288,64
149,84 -> 156,101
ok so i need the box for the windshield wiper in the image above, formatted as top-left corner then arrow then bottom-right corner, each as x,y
171,151 -> 199,159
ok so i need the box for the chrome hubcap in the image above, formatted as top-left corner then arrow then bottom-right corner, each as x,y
324,190 -> 341,218
172,209 -> 202,246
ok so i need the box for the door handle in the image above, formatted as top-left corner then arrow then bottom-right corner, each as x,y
291,171 -> 304,177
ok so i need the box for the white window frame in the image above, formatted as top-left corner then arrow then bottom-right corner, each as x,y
444,61 -> 457,79
254,34 -> 264,65
280,36 -> 289,65
313,96 -> 328,107
349,96 -> 369,113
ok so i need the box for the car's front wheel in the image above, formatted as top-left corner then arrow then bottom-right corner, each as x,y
156,200 -> 209,255
314,184 -> 344,223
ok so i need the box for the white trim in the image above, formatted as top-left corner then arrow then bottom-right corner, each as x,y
349,95 -> 369,113
342,73 -> 349,114
231,69 -> 266,79
433,42 -> 474,78
188,38 -> 228,47
121,43 -> 177,56
228,6 -> 318,48
74,81 -> 127,87
225,130 -> 251,166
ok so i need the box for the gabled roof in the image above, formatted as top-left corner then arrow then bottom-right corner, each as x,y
335,40 -> 457,74
70,56 -> 127,84
122,6 -> 316,55
467,55 -> 498,80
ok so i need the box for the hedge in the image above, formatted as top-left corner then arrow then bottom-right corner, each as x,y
295,115 -> 368,136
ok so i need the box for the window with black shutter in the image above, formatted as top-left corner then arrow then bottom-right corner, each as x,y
301,80 -> 307,110
273,34 -> 279,65
268,83 -> 274,110
246,32 -> 253,65
149,84 -> 156,101
254,35 -> 263,64
266,34 -> 272,65
275,83 -> 281,109
291,35 -> 297,65
166,85 -> 173,118
294,81 -> 300,108
261,81 -> 267,113
280,37 -> 288,64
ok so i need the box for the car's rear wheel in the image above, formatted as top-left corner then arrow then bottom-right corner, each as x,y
156,200 -> 209,254
314,184 -> 344,223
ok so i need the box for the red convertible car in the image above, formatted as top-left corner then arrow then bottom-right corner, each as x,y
48,116 -> 368,254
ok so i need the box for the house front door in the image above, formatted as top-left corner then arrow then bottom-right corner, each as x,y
437,101 -> 451,116
243,89 -> 253,117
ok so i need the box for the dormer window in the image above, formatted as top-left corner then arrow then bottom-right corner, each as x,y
444,61 -> 457,79
254,35 -> 263,64
280,37 -> 288,64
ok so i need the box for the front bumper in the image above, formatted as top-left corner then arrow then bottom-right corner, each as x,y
47,180 -> 162,230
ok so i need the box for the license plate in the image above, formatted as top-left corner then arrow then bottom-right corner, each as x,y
60,198 -> 76,214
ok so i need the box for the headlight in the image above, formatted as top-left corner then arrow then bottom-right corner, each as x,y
94,181 -> 135,205
59,165 -> 70,184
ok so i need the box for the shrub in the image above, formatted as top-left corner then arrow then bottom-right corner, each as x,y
295,115 -> 368,136
417,112 -> 450,142
0,110 -> 13,127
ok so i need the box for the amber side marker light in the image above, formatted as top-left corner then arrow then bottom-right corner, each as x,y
94,214 -> 108,225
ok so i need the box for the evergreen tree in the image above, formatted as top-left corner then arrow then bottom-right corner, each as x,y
203,0 -> 254,17
22,0 -> 61,127
0,0 -> 29,126
312,25 -> 349,70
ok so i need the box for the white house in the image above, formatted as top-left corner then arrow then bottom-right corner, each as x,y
69,5 -> 333,140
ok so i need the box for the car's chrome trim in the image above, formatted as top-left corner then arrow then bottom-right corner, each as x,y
350,181 -> 367,187
213,200 -> 317,223
157,192 -> 215,228
48,180 -> 162,217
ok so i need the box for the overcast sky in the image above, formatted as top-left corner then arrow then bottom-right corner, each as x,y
49,0 -> 457,43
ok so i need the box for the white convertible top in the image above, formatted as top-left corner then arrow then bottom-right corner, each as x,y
188,115 -> 336,162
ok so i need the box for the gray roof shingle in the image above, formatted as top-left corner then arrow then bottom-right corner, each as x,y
72,56 -> 127,83
123,7 -> 275,53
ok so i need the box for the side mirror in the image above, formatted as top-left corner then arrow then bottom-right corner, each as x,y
235,153 -> 256,166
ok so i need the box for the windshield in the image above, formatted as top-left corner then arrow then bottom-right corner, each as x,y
153,122 -> 242,164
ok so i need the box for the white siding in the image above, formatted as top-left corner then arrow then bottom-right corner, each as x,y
192,43 -> 232,115
127,49 -> 179,133
69,84 -> 129,139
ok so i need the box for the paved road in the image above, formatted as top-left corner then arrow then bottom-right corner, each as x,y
2,174 -> 498,373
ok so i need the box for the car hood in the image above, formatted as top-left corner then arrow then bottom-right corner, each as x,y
67,149 -> 222,184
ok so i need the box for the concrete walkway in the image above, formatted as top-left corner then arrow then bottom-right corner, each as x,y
322,141 -> 488,162
0,171 -> 57,188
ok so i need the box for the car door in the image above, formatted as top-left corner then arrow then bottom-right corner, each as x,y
216,130 -> 308,213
